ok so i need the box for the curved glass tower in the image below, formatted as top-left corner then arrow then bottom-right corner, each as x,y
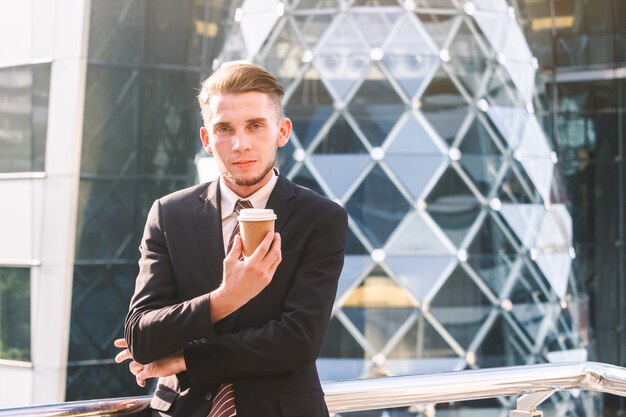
212,0 -> 589,413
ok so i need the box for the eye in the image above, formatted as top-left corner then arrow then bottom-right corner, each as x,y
216,126 -> 231,134
250,123 -> 263,130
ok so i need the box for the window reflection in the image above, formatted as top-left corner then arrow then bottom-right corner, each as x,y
0,64 -> 50,173
0,268 -> 30,362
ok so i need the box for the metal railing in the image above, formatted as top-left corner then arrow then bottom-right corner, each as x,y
3,361 -> 626,417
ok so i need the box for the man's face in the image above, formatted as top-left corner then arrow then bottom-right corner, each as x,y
200,91 -> 291,197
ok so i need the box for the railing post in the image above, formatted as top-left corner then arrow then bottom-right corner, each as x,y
509,390 -> 556,417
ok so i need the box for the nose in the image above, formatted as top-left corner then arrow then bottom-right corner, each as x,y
232,133 -> 252,151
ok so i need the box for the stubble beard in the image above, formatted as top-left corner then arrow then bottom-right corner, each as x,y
222,156 -> 276,187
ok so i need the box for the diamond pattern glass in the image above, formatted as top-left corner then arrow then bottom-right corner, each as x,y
193,1 -> 587,415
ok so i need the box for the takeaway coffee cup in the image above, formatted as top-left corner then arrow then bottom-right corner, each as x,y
237,209 -> 277,257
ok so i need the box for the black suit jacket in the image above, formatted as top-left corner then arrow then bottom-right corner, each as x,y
125,174 -> 348,417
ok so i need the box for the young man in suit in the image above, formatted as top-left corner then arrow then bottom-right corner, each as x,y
115,61 -> 348,417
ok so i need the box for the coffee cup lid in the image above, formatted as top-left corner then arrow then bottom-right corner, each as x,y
237,208 -> 277,221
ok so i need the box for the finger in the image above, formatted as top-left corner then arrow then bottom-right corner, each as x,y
115,349 -> 132,363
261,233 -> 281,265
114,338 -> 127,348
129,361 -> 143,375
226,235 -> 243,260
136,374 -> 146,388
249,231 -> 275,261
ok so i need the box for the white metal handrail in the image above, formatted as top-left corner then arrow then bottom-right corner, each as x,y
2,362 -> 626,416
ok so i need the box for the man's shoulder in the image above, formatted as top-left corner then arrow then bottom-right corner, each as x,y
158,182 -> 212,207
288,179 -> 346,216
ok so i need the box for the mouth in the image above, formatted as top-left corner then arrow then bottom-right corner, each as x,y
232,160 -> 256,169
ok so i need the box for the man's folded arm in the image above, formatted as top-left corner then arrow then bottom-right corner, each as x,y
125,200 -> 217,364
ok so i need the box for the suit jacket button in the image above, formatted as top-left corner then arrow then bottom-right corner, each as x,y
200,338 -> 208,344
204,392 -> 212,401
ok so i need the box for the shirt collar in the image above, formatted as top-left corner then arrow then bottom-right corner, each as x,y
219,169 -> 278,219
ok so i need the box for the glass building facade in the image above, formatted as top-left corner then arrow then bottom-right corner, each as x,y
0,0 -> 623,414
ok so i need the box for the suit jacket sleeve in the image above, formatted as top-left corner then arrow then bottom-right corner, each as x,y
183,204 -> 348,388
125,199 -> 218,364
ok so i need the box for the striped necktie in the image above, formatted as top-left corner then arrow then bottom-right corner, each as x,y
210,200 -> 253,417
208,382 -> 236,417
226,199 -> 253,254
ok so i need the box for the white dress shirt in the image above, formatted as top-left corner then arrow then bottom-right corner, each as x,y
219,169 -> 278,254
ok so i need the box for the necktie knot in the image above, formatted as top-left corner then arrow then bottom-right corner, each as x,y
227,200 -> 254,254
234,199 -> 253,215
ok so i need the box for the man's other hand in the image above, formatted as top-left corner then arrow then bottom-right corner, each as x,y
114,338 -> 186,387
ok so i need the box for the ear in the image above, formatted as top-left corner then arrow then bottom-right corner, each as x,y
200,127 -> 213,155
277,118 -> 292,148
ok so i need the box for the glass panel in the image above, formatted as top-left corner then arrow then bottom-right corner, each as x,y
81,66 -> 140,175
416,13 -> 460,50
486,105 -> 528,150
342,267 -> 416,352
386,154 -> 447,199
66,362 -> 149,401
285,68 -> 335,148
144,0 -> 207,66
497,165 -> 539,204
386,255 -> 458,301
388,314 -> 457,359
466,252 -> 514,298
387,113 -> 444,155
346,165 -> 412,247
293,0 -> 340,9
290,164 -> 326,196
88,0 -> 144,63
276,139 -> 296,174
32,64 -> 51,171
425,166 -> 481,246
319,316 -> 366,358
519,156 -> 554,203
336,255 -> 373,302
458,116 -> 504,195
352,0 -> 402,5
421,67 -> 470,145
447,21 -> 489,97
314,14 -> 370,100
346,227 -> 370,255
473,10 -> 509,52
386,212 -> 453,255
486,66 -> 524,107
69,265 -> 138,361
467,214 -> 517,258
348,65 -> 406,147
475,315 -> 530,368
384,14 -> 440,98
310,154 -> 371,199
313,114 -> 368,154
414,0 -> 459,9
499,204 -> 545,248
535,252 -> 572,299
292,13 -> 334,47
430,266 -> 493,349
555,33 -> 616,67
351,11 -> 401,48
0,64 -> 50,173
261,18 -> 305,92
0,268 -> 30,361
75,178 -> 189,260
140,69 -> 201,176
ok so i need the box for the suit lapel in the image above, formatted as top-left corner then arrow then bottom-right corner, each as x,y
193,180 -> 225,292
226,174 -> 296,332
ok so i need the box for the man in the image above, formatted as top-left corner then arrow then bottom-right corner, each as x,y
115,61 -> 348,417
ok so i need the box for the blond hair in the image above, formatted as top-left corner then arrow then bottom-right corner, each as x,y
198,61 -> 284,125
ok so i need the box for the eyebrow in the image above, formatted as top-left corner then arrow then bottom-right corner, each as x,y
213,117 -> 269,128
